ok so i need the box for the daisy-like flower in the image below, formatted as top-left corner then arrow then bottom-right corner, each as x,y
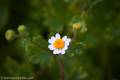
48,33 -> 71,54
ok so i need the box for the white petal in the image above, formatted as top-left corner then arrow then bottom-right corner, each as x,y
53,50 -> 57,54
48,45 -> 55,50
61,50 -> 65,54
65,40 -> 70,46
53,49 -> 60,54
55,33 -> 60,38
63,45 -> 68,50
67,38 -> 71,43
65,38 -> 71,46
62,36 -> 67,41
48,36 -> 56,43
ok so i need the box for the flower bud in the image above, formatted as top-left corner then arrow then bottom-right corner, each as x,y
5,29 -> 16,41
17,25 -> 27,33
72,23 -> 81,30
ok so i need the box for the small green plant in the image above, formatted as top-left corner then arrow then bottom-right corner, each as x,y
4,22 -> 91,80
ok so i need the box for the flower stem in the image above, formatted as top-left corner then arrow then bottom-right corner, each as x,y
54,55 -> 65,80
72,29 -> 77,40
58,57 -> 64,80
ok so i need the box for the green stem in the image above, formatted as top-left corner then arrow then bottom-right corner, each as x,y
54,55 -> 65,80
72,29 -> 77,40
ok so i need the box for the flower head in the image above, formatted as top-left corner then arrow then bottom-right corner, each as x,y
72,21 -> 87,33
48,33 -> 71,54
17,25 -> 27,33
5,29 -> 16,41
72,23 -> 81,30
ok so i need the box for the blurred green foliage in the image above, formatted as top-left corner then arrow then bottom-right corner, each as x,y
0,0 -> 120,80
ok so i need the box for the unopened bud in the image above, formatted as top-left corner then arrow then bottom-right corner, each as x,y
17,25 -> 27,33
5,29 -> 16,41
72,23 -> 81,30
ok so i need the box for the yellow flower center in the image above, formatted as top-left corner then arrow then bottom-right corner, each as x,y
54,39 -> 64,49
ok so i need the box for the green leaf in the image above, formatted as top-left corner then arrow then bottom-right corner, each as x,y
29,51 -> 54,68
